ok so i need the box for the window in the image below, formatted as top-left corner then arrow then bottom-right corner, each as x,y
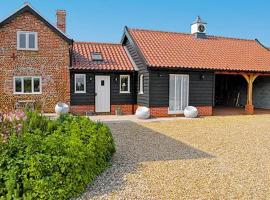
75,74 -> 86,93
13,77 -> 41,94
169,74 -> 189,114
139,74 -> 144,94
120,75 -> 130,93
17,31 -> 38,50
91,52 -> 103,61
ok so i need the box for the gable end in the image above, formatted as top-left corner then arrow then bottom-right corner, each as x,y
0,4 -> 73,44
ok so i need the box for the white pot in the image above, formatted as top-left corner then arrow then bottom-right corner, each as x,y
55,102 -> 69,115
184,106 -> 198,118
135,106 -> 150,119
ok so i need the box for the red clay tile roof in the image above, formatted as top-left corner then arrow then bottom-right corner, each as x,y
71,42 -> 134,71
128,28 -> 270,72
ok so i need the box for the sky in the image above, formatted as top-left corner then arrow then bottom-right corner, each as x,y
1,0 -> 270,46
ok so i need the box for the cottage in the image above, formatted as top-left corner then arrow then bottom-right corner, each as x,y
0,3 -> 72,112
2,4 -> 270,117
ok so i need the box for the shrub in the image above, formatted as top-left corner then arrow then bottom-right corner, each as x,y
0,111 -> 115,200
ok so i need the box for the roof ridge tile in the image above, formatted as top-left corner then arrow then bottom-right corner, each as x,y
129,27 -> 256,42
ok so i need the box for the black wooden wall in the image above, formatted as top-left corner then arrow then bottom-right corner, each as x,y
124,38 -> 150,107
70,71 -> 136,105
149,69 -> 215,107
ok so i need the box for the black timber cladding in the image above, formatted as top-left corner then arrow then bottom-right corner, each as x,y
149,69 -> 215,107
70,71 -> 136,105
122,28 -> 150,107
122,27 -> 214,108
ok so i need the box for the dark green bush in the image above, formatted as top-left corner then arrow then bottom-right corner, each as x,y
0,112 -> 115,200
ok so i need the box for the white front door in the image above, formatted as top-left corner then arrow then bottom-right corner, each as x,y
95,76 -> 110,112
169,74 -> 189,114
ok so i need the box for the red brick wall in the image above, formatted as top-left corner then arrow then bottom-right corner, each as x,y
150,107 -> 169,117
70,105 -> 95,115
245,104 -> 254,114
149,106 -> 213,117
0,12 -> 70,112
196,106 -> 213,116
111,104 -> 135,115
71,104 -> 136,115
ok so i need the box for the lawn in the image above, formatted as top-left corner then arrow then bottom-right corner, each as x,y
81,115 -> 270,199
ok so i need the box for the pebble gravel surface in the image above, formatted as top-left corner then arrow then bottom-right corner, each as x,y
78,115 -> 270,200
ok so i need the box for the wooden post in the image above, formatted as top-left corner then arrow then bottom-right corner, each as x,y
241,73 -> 259,114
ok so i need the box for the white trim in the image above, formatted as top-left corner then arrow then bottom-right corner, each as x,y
139,74 -> 144,94
74,74 -> 86,93
168,74 -> 189,114
119,75 -> 130,93
13,76 -> 42,94
17,31 -> 38,51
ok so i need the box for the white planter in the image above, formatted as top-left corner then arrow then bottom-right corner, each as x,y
135,106 -> 150,119
184,106 -> 198,118
55,102 -> 69,115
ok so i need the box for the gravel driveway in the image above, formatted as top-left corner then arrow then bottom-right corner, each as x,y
79,115 -> 270,199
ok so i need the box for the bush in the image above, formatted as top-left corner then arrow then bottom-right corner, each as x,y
0,111 -> 115,200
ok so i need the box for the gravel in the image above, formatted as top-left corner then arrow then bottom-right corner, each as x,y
78,115 -> 270,199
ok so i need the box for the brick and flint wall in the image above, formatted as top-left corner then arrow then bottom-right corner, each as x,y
0,12 -> 70,112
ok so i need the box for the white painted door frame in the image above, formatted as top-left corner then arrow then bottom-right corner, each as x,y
95,75 -> 110,112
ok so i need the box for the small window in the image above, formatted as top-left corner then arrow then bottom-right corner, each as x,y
13,76 -> 41,94
120,75 -> 130,93
17,31 -> 38,50
75,74 -> 86,93
15,78 -> 22,93
139,74 -> 144,94
23,77 -> 32,93
101,80 -> 105,86
91,52 -> 103,61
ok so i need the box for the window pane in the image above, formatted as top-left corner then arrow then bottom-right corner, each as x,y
33,78 -> 40,92
23,77 -> 32,93
120,76 -> 129,92
29,34 -> 36,49
91,52 -> 102,61
75,75 -> 85,92
140,75 -> 144,93
175,76 -> 182,111
182,76 -> 189,110
169,75 -> 175,111
19,33 -> 26,48
15,78 -> 22,93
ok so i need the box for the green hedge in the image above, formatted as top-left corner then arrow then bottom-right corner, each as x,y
0,112 -> 115,200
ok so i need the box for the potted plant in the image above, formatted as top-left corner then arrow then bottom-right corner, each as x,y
115,107 -> 123,115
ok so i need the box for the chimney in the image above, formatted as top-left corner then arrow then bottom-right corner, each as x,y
56,10 -> 66,33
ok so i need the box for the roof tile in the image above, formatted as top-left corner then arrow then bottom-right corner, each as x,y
71,42 -> 134,71
129,28 -> 270,72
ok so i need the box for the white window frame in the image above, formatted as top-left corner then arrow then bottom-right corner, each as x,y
17,31 -> 38,51
91,52 -> 103,61
119,75 -> 130,94
168,74 -> 189,114
13,76 -> 42,94
74,74 -> 86,93
139,74 -> 144,94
